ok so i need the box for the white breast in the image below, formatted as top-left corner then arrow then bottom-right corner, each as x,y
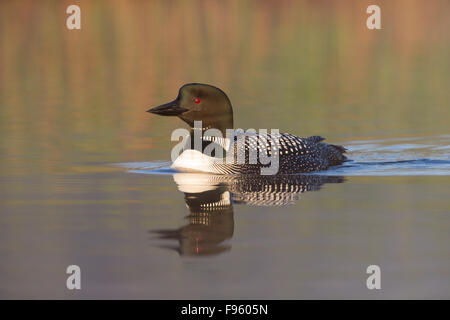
171,149 -> 219,173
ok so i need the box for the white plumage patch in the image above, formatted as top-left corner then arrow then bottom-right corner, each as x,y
171,149 -> 218,173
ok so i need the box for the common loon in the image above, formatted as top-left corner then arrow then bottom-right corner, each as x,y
147,83 -> 347,174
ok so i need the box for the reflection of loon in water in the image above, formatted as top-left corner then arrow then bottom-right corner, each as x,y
151,174 -> 345,257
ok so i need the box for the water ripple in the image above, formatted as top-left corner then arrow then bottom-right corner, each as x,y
117,135 -> 450,176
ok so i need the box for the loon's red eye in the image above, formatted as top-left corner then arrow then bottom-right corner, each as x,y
194,98 -> 201,104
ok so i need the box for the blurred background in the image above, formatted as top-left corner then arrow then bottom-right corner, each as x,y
0,0 -> 449,175
0,0 -> 449,299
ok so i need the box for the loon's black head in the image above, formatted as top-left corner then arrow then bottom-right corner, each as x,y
147,83 -> 234,135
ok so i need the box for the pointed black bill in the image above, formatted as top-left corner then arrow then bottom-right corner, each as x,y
147,99 -> 187,116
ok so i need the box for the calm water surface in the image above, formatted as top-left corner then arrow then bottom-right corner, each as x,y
1,136 -> 449,299
0,0 -> 449,299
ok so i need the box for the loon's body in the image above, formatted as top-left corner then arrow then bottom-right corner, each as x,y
147,83 -> 347,174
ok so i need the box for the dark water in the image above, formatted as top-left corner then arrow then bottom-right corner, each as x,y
1,0 -> 450,299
